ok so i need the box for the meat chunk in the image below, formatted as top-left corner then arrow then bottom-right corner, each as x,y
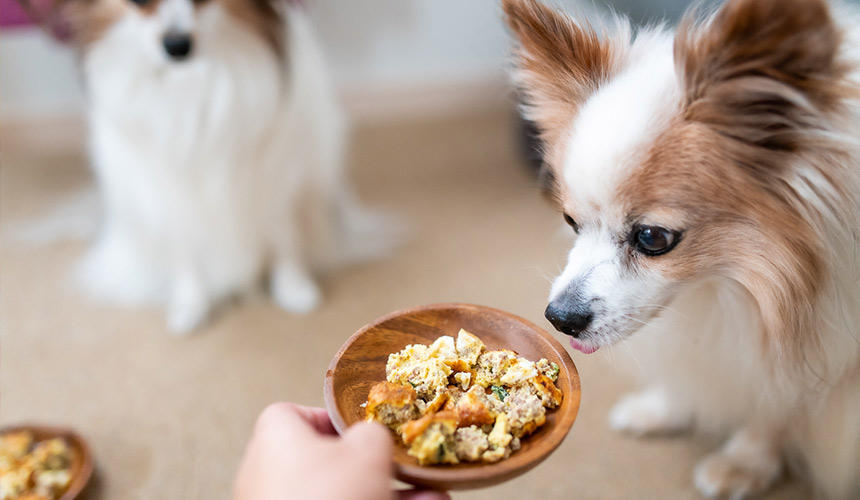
406,411 -> 460,465
454,426 -> 489,461
536,358 -> 560,382
474,350 -> 518,387
365,381 -> 418,429
455,385 -> 496,427
504,386 -> 546,438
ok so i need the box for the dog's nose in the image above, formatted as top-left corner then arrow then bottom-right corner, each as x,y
162,32 -> 193,60
545,300 -> 593,337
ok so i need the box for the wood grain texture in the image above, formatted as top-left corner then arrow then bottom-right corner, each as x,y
0,425 -> 93,500
324,303 -> 580,490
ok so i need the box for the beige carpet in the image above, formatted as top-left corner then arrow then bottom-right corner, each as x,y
0,110 -> 808,499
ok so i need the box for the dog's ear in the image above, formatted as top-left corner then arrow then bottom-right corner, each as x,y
676,0 -> 847,153
502,0 -> 622,153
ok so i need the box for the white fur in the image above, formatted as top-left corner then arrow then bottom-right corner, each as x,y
80,3 -> 394,333
157,0 -> 194,33
547,9 -> 860,499
609,386 -> 692,436
550,30 -> 681,353
561,31 -> 678,214
694,427 -> 783,500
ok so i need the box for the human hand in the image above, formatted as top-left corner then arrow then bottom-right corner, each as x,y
234,403 -> 450,500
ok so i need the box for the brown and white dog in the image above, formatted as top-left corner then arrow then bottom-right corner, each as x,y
56,0 -> 393,333
503,0 -> 860,497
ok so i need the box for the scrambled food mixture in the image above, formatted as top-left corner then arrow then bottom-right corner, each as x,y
365,329 -> 562,465
0,432 -> 74,500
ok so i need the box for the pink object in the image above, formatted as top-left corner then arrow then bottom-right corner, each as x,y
0,0 -> 70,40
1,0 -> 301,32
0,0 -> 33,27
569,338 -> 599,354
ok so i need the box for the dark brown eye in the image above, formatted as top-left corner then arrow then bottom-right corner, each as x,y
130,0 -> 149,6
563,213 -> 579,233
632,225 -> 681,256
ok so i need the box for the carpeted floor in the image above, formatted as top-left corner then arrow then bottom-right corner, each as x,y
0,110 -> 808,499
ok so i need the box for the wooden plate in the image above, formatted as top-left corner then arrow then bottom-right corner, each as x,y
0,425 -> 93,500
324,303 -> 580,490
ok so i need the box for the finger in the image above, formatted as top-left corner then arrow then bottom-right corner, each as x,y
291,405 -> 338,436
254,402 -> 321,443
255,403 -> 337,439
343,421 -> 392,464
396,489 -> 451,500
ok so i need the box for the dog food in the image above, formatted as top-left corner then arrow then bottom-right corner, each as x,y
365,329 -> 562,465
0,431 -> 74,500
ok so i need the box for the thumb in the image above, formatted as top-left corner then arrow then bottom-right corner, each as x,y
343,421 -> 393,465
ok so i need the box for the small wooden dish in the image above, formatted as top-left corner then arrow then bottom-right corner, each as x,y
324,303 -> 580,490
0,424 -> 93,500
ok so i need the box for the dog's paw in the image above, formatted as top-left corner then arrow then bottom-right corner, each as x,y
609,389 -> 691,437
694,450 -> 781,500
167,302 -> 209,335
270,265 -> 320,314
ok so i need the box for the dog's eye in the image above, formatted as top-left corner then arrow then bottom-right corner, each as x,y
563,213 -> 579,233
129,0 -> 150,6
632,225 -> 681,256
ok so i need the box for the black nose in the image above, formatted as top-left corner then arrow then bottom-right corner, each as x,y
163,32 -> 193,60
545,300 -> 593,337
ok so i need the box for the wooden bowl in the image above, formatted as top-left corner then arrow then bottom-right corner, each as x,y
324,303 -> 580,490
0,424 -> 93,500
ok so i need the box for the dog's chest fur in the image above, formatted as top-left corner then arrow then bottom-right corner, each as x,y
80,5 -> 296,297
84,5 -> 284,175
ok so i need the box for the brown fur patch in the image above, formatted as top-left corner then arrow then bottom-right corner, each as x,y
63,0 -> 283,57
675,0 -> 852,154
502,0 -> 625,190
61,0 -> 130,47
617,0 -> 855,366
219,0 -> 284,60
619,122 -> 825,359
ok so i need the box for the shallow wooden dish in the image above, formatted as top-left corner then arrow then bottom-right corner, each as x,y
324,303 -> 580,490
0,424 -> 93,500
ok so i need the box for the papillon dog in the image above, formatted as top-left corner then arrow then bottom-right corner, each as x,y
504,0 -> 860,497
60,0 -> 392,333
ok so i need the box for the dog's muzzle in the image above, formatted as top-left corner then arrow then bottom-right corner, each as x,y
162,31 -> 193,61
545,295 -> 593,338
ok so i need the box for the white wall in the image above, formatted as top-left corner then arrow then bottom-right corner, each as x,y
308,0 -> 514,89
0,0 -> 538,120
16,0 -> 727,121
3,0 -> 725,121
0,29 -> 84,118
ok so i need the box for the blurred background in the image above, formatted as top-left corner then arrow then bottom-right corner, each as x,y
0,0 -> 711,124
0,0 -> 821,499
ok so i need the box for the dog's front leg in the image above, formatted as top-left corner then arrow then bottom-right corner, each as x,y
167,266 -> 211,334
269,227 -> 320,314
609,387 -> 693,436
694,425 -> 784,499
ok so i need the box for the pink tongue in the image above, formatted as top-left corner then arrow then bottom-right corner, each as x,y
569,338 -> 599,354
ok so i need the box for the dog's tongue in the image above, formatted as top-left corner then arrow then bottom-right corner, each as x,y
569,338 -> 599,354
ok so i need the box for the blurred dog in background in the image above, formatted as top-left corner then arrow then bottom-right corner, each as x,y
504,0 -> 860,497
41,0 -> 395,333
